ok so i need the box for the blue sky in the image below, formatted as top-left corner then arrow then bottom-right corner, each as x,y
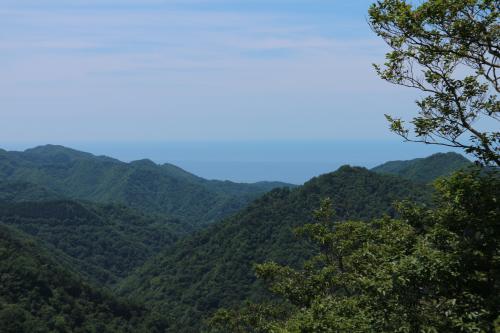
1,0 -> 421,143
1,0 -> 462,183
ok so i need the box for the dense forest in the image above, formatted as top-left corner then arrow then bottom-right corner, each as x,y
202,0 -> 500,330
209,170 -> 499,332
0,145 -> 291,226
0,181 -> 63,202
1,1 -> 498,330
0,224 -> 146,333
0,200 -> 189,285
371,152 -> 471,183
117,165 -> 433,331
0,146 -> 473,332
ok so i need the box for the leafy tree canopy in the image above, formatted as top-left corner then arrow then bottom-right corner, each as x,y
369,0 -> 499,165
118,166 -> 431,332
209,169 -> 499,332
0,200 -> 189,286
0,224 -> 146,333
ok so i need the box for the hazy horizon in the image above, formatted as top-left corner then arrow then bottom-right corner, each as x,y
2,140 -> 461,184
0,1 -> 470,183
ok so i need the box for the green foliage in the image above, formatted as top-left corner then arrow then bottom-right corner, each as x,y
212,169 -> 499,332
0,146 -> 481,331
118,166 -> 431,332
0,200 -> 189,286
0,181 -> 62,202
0,145 -> 291,226
207,302 -> 293,333
372,151 -> 472,183
369,0 -> 499,166
0,224 -> 146,332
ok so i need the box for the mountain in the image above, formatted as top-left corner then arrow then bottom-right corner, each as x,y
0,145 -> 292,225
0,181 -> 62,202
118,166 -> 431,332
0,148 -> 465,331
0,200 -> 189,285
371,152 -> 471,183
0,224 -> 146,333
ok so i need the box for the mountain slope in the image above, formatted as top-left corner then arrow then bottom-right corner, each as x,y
0,181 -> 62,202
0,145 -> 291,225
0,224 -> 145,333
118,166 -> 431,332
0,200 -> 189,285
371,152 -> 471,183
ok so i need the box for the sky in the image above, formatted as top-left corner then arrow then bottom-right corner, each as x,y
0,0 -> 455,182
1,0 -> 421,142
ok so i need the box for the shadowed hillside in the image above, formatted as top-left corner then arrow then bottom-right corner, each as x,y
0,200 -> 189,285
0,224 -> 146,333
118,166 -> 431,332
0,145 -> 292,226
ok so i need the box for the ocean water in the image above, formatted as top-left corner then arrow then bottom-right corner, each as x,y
3,140 -> 460,184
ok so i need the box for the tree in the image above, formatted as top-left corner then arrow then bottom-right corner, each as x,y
209,171 -> 499,332
369,0 -> 499,166
207,1 -> 500,331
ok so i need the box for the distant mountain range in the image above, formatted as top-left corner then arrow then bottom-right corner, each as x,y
0,146 -> 474,332
371,152 -> 471,183
0,145 -> 292,226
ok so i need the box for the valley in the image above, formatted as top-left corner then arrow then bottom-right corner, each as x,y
0,146 -> 473,332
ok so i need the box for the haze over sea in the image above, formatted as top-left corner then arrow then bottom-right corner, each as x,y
2,0 -> 443,181
3,140 -> 456,184
0,0 -> 466,183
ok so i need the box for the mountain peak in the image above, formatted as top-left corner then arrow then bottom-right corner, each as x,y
130,159 -> 157,167
22,145 -> 120,164
0,145 -> 288,225
372,152 -> 471,183
24,145 -> 93,158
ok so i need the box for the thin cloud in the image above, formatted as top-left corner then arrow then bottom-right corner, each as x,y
1,0 -> 408,143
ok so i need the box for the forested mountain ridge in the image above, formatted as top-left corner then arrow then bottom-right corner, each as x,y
0,145 -> 291,225
0,181 -> 62,202
0,150 -> 476,332
372,152 -> 472,183
0,224 -> 146,333
0,199 -> 189,286
118,166 -> 432,332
